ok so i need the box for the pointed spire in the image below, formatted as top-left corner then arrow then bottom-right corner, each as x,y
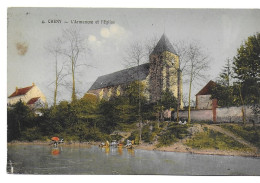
151,34 -> 177,55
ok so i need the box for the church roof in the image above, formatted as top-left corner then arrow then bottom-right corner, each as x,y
8,85 -> 34,98
88,63 -> 150,90
151,34 -> 177,55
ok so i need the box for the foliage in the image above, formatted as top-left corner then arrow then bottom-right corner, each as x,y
20,127 -> 42,142
128,130 -> 140,144
7,80 -> 178,143
186,128 -> 251,151
157,123 -> 189,147
157,131 -> 177,147
141,124 -> 156,143
160,89 -> 178,110
233,32 -> 260,105
221,124 -> 260,149
7,100 -> 36,142
210,59 -> 236,107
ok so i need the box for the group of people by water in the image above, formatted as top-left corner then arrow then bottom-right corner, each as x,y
99,139 -> 134,149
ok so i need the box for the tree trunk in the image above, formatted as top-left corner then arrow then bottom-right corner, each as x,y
54,56 -> 58,106
138,60 -> 142,143
71,58 -> 77,102
177,68 -> 180,121
188,67 -> 193,124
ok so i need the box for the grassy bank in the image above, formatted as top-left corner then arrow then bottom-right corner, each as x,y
185,127 -> 252,152
220,124 -> 260,148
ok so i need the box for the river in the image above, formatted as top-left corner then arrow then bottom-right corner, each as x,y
7,144 -> 260,175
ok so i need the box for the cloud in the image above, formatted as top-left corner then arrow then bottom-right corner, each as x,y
16,42 -> 28,55
88,35 -> 97,42
88,24 -> 130,49
100,28 -> 110,38
88,35 -> 102,47
100,24 -> 128,39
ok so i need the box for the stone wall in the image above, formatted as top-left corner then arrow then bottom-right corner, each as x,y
175,106 -> 259,123
176,109 -> 213,122
216,106 -> 259,123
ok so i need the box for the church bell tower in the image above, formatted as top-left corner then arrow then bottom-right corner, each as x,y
148,34 -> 183,108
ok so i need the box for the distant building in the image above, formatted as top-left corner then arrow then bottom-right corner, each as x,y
195,80 -> 217,110
8,83 -> 47,108
88,34 -> 183,108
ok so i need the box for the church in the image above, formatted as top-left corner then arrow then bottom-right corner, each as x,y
88,34 -> 183,108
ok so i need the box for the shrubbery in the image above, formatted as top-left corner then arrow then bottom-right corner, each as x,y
157,123 -> 189,147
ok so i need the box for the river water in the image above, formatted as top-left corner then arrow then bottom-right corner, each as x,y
7,144 -> 260,175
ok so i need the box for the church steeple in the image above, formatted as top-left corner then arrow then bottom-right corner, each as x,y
151,34 -> 177,55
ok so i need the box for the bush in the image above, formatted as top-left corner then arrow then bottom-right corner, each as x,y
20,127 -> 42,142
157,132 -> 177,147
128,130 -> 140,144
141,125 -> 155,143
157,123 -> 189,147
111,134 -> 123,141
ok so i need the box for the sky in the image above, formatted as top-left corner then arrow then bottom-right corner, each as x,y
7,8 -> 260,105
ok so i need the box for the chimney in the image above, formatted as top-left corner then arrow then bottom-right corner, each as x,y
15,87 -> 18,94
32,82 -> 35,86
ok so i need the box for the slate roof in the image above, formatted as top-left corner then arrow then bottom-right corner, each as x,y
151,34 -> 177,55
27,97 -> 40,105
8,85 -> 34,98
88,63 -> 150,90
196,80 -> 216,96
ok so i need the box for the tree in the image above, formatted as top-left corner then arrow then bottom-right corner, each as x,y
7,100 -> 35,141
174,41 -> 210,124
233,32 -> 260,105
46,38 -> 66,106
173,41 -> 189,121
210,59 -> 235,107
123,42 -> 146,142
60,28 -> 90,102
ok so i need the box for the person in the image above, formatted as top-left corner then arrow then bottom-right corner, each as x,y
105,140 -> 110,147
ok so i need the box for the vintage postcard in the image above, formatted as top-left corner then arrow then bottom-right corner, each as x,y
7,7 -> 260,175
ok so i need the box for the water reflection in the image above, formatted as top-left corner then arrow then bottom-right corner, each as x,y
100,146 -> 135,156
51,146 -> 63,156
118,147 -> 123,155
127,148 -> 135,156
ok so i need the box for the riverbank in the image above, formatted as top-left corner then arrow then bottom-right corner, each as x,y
135,142 -> 260,157
7,140 -> 260,157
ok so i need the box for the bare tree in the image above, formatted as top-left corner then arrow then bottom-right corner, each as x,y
123,41 -> 146,143
60,27 -> 90,102
46,38 -> 67,106
173,41 -> 189,121
174,41 -> 210,123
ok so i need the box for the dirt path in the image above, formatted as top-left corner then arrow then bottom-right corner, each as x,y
205,124 -> 259,152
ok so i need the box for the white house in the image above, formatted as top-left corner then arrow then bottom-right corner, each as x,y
8,83 -> 47,108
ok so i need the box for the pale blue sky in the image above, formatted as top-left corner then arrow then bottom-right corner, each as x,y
7,8 -> 260,105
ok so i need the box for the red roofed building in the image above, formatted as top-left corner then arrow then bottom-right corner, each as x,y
195,80 -> 217,110
8,83 -> 47,108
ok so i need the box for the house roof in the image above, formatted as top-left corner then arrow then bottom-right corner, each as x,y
8,85 -> 34,98
151,34 -> 177,55
88,63 -> 150,91
27,97 -> 40,105
196,80 -> 216,96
